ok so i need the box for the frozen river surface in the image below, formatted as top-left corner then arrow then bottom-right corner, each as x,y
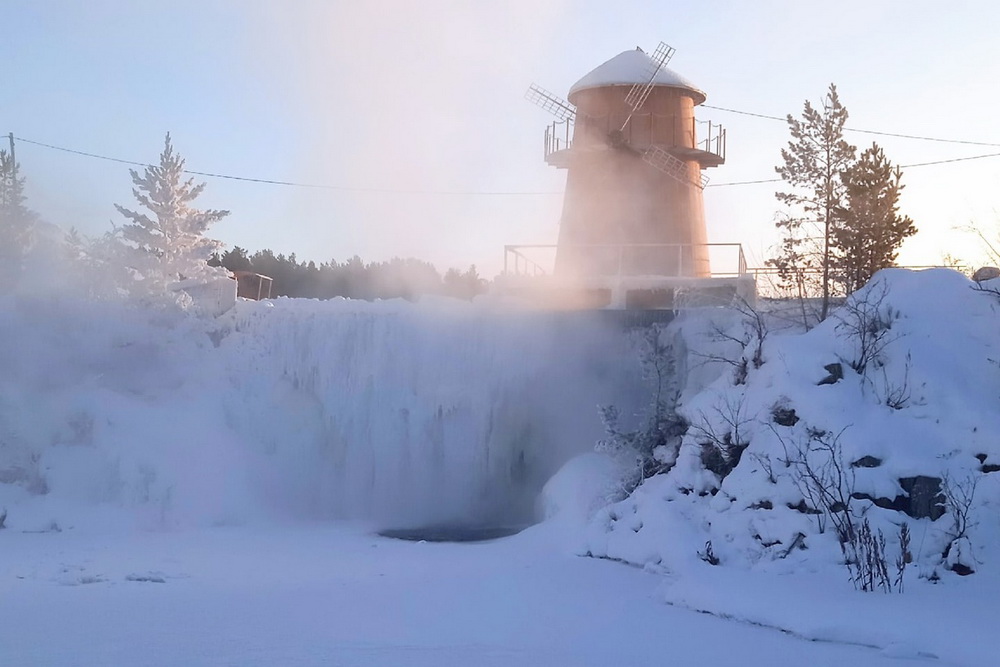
0,520 -> 933,667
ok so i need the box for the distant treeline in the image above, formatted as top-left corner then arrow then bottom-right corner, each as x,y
208,247 -> 488,301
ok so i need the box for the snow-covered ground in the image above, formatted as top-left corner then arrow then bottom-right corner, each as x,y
0,519 -> 957,666
2,269 -> 999,665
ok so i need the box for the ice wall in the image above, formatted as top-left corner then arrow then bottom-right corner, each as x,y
217,297 -> 647,527
0,294 -> 649,529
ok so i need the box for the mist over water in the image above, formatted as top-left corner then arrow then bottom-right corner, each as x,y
248,1 -> 572,272
1,260 -> 649,530
223,298 -> 647,528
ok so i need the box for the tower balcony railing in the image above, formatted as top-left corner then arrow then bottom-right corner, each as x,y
695,119 -> 726,162
543,115 -> 726,165
504,243 -> 747,278
544,119 -> 574,160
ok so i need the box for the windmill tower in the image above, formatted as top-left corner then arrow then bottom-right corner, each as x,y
528,43 -> 725,279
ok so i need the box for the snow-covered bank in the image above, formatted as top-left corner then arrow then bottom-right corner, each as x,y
582,270 -> 1000,622
4,269 -> 1000,665
0,294 -> 646,529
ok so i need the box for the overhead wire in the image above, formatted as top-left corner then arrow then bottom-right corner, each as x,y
900,152 -> 1000,168
707,151 -> 1000,187
702,104 -> 1000,148
10,107 -> 1000,194
699,101 -> 1000,186
12,135 -> 564,196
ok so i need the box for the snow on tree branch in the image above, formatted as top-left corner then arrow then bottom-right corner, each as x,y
113,133 -> 229,294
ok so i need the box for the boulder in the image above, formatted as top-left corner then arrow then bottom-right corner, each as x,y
972,266 -> 1000,282
817,363 -> 844,386
851,455 -> 883,468
898,476 -> 946,520
771,405 -> 799,427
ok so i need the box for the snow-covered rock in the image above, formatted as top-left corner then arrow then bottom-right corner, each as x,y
539,452 -> 632,525
587,269 -> 1000,584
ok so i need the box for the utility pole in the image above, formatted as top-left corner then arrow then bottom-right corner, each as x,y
7,132 -> 14,184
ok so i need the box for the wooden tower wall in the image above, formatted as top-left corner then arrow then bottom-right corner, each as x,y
554,85 -> 711,278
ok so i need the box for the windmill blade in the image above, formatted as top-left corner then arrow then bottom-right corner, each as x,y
642,146 -> 707,189
624,41 -> 676,111
619,42 -> 676,134
525,84 -> 577,122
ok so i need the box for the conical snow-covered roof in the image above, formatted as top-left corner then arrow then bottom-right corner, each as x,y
568,48 -> 706,104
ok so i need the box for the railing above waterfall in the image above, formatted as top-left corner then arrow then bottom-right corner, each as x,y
500,243 -> 754,311
503,243 -> 748,278
501,246 -> 967,311
747,264 -> 971,300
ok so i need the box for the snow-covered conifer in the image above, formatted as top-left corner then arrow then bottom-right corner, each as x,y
833,143 -> 917,294
0,149 -> 38,286
113,134 -> 229,293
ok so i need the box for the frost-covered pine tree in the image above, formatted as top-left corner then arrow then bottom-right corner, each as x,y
0,149 -> 37,286
113,134 -> 229,293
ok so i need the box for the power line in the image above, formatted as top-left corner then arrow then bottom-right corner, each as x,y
701,105 -> 786,123
11,132 -> 1000,193
13,135 -> 563,196
902,151 -> 1000,168
702,104 -> 1000,148
706,178 -> 781,188
15,136 -> 150,169
707,150 -> 1000,187
847,128 -> 1000,147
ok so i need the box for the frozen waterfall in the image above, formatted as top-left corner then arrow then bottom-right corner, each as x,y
221,297 -> 647,527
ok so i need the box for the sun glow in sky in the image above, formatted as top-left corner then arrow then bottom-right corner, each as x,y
4,0 -> 1000,276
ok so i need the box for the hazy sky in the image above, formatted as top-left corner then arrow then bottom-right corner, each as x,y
4,0 -> 1000,275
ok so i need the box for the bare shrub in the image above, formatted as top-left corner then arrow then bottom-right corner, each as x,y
942,474 -> 979,542
691,392 -> 752,480
776,424 -> 905,592
853,518 -> 891,593
836,282 -> 918,409
971,278 -> 1000,302
749,452 -> 777,485
873,351 -> 913,410
696,298 -> 769,385
598,326 -> 687,484
775,426 -> 855,539
834,278 -> 901,376
938,474 -> 980,576
895,523 -> 911,592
